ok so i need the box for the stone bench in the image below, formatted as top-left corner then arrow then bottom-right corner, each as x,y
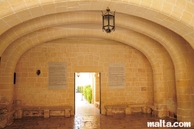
127,104 -> 153,114
104,104 -> 153,115
104,105 -> 128,115
14,106 -> 72,119
0,111 -> 14,128
0,104 -> 14,128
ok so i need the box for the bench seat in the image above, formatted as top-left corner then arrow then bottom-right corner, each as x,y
104,105 -> 128,115
104,104 -> 153,115
14,106 -> 72,119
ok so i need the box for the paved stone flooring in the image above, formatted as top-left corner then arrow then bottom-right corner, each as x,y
3,93 -> 193,129
4,113 -> 194,129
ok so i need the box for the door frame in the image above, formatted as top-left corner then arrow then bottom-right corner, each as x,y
74,72 -> 101,115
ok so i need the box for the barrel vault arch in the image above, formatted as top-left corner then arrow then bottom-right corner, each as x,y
0,0 -> 194,126
2,28 -> 174,116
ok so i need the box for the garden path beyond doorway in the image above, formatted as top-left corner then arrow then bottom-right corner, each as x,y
75,92 -> 99,116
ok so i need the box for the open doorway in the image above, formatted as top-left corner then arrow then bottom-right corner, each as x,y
74,72 -> 101,116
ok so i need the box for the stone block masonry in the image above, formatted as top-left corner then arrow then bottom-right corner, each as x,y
15,38 -> 153,115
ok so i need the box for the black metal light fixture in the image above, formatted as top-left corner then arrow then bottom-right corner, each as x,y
102,7 -> 115,33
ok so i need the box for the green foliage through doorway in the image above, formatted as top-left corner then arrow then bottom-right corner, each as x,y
78,85 -> 92,103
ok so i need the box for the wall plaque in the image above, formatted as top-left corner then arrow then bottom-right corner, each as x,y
109,63 -> 126,88
48,62 -> 67,90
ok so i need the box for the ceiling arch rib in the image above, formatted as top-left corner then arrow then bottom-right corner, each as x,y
3,28 -> 164,70
0,12 -> 100,56
0,1 -> 194,48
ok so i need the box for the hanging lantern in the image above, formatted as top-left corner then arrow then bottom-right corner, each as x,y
102,7 -> 115,33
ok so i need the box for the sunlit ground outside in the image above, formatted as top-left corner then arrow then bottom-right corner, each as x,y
75,91 -> 99,116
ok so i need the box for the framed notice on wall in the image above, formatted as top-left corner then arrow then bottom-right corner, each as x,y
109,63 -> 126,88
48,62 -> 67,90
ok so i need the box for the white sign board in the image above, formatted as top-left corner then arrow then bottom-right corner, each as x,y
48,62 -> 67,90
109,63 -> 126,88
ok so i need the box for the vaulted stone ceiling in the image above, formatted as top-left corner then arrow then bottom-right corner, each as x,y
0,0 -> 194,71
0,0 -> 194,53
0,0 -> 194,124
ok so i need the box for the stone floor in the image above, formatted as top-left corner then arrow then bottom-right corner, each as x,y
3,93 -> 194,129
4,113 -> 194,129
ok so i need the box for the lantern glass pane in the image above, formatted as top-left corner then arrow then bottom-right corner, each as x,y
109,16 -> 114,26
103,15 -> 108,26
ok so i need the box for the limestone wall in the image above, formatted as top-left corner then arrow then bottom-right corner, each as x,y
14,38 -> 153,114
